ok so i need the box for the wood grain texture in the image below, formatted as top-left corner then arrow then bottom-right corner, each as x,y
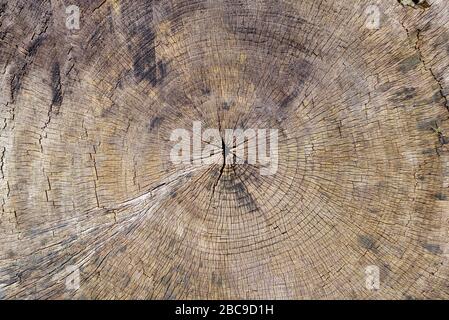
1,0 -> 449,299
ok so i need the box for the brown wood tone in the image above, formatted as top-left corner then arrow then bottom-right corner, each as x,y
1,0 -> 449,300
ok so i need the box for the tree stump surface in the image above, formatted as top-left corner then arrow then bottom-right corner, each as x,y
1,0 -> 449,299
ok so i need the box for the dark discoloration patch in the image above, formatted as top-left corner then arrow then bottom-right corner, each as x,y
160,271 -> 171,286
233,181 -> 258,212
181,273 -> 191,291
395,87 -> 416,101
7,250 -> 15,259
115,77 -> 124,90
432,90 -> 447,104
121,274 -> 131,287
149,116 -> 164,131
422,243 -> 443,254
10,35 -> 47,101
422,148 -> 436,155
158,61 -> 168,80
51,62 -> 63,107
121,1 -> 167,86
234,182 -> 245,194
289,59 -> 312,80
211,272 -> 223,287
380,263 -> 391,282
358,235 -> 377,252
133,32 -> 157,84
160,264 -> 191,299
278,60 -> 312,109
435,193 -> 447,200
222,101 -> 231,110
118,245 -> 128,254
27,35 -> 46,57
279,91 -> 297,109
132,42 -> 168,86
6,3 -> 51,101
399,55 -> 421,73
377,82 -> 395,93
9,73 -> 21,101
439,135 -> 449,145
0,2 -> 6,15
86,24 -> 104,49
164,291 -> 177,300
416,174 -> 425,181
416,119 -> 439,131
101,103 -> 118,118
201,87 -> 211,96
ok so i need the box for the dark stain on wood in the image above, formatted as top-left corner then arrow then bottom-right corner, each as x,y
149,116 -> 164,131
222,101 -> 231,110
51,62 -> 63,107
358,235 -> 378,253
120,1 -> 165,86
27,35 -> 46,57
434,193 -> 447,200
279,91 -> 297,109
133,32 -> 157,85
10,34 -> 47,101
395,87 -> 417,101
422,243 -> 443,254
399,55 -> 421,73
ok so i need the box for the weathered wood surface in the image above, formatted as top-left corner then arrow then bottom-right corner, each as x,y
0,0 -> 449,299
